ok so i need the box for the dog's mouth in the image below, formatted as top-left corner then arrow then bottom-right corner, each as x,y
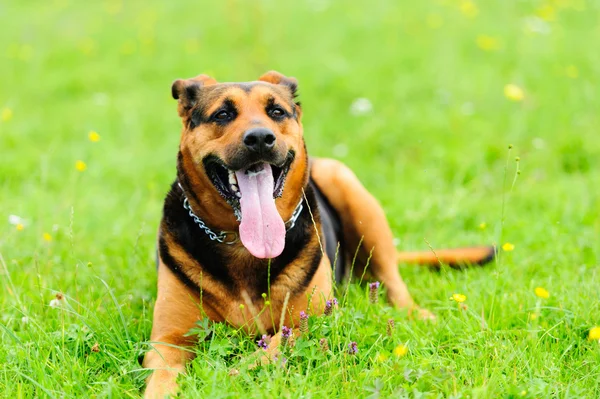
203,152 -> 294,211
202,152 -> 295,259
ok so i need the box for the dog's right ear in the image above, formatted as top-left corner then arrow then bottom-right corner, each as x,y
171,75 -> 217,113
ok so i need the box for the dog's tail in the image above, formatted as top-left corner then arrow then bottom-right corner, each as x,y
397,246 -> 495,268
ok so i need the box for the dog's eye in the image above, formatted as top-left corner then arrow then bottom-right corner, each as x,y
214,111 -> 232,121
268,107 -> 286,120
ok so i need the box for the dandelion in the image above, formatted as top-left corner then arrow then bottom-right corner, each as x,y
348,341 -> 358,355
536,4 -> 556,21
324,298 -> 338,316
281,326 -> 292,346
319,338 -> 329,352
349,98 -> 373,116
299,311 -> 309,334
529,312 -> 538,321
376,353 -> 388,362
451,293 -> 467,303
8,215 -> 22,225
502,242 -> 515,252
393,344 -> 408,357
534,287 -> 550,299
369,281 -> 380,304
43,233 -> 52,242
16,223 -> 24,231
565,65 -> 579,79
1,107 -> 13,122
504,84 -> 525,102
88,131 -> 101,142
588,327 -> 600,341
257,334 -> 270,350
523,16 -> 551,35
75,160 -> 87,172
239,303 -> 245,310
459,0 -> 479,18
479,222 -> 487,230
476,35 -> 499,51
386,319 -> 395,337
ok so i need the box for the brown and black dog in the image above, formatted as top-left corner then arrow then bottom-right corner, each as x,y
143,71 -> 494,398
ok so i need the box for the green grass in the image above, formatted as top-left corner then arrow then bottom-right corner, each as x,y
1,0 -> 599,397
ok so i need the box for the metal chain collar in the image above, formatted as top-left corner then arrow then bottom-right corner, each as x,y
179,183 -> 303,245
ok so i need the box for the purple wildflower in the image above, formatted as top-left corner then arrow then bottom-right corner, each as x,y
299,311 -> 309,334
257,334 -> 270,350
386,318 -> 395,337
369,281 -> 380,304
324,297 -> 338,316
281,326 -> 293,346
319,338 -> 329,352
273,354 -> 288,367
348,341 -> 358,355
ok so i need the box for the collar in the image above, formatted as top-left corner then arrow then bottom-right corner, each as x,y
178,182 -> 304,245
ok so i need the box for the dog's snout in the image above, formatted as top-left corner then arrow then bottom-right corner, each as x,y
243,128 -> 276,154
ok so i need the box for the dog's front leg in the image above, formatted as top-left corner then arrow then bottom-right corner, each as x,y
143,261 -> 204,399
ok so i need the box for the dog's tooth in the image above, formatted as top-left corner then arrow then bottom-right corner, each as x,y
231,184 -> 239,192
235,191 -> 241,198
228,171 -> 237,185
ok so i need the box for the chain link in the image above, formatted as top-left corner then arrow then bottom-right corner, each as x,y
183,197 -> 238,244
181,191 -> 303,245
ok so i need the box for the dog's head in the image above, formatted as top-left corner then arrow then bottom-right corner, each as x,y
173,71 -> 308,259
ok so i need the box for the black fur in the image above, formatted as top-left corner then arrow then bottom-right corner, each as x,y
158,180 -> 323,300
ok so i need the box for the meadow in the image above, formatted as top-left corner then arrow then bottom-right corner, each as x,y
1,0 -> 599,397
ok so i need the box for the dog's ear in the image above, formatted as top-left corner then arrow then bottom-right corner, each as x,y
258,71 -> 298,99
171,75 -> 217,113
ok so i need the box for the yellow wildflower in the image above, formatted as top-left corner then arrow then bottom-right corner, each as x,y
376,353 -> 388,362
1,108 -> 13,122
43,233 -> 52,242
459,0 -> 479,18
75,160 -> 87,172
504,84 -> 525,102
479,222 -> 487,230
16,223 -> 24,231
393,344 -> 408,357
588,327 -> 600,341
476,35 -> 499,51
534,287 -> 550,299
451,293 -> 467,303
88,131 -> 100,142
565,65 -> 579,79
502,242 -> 515,252
529,312 -> 538,320
536,4 -> 556,21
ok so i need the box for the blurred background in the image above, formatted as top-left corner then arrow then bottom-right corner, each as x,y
0,0 -> 599,395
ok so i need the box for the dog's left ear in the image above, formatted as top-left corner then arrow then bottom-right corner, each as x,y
171,75 -> 217,116
258,71 -> 299,99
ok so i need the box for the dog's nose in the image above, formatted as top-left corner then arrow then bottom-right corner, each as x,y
243,128 -> 276,154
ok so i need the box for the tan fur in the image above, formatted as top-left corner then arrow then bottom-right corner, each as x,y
143,71 -> 493,398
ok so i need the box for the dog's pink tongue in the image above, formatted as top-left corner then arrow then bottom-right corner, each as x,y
235,163 -> 285,259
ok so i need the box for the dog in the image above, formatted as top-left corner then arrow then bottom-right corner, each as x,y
143,71 -> 494,398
